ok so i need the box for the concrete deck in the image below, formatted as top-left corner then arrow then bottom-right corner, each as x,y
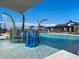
0,40 -> 59,59
44,50 -> 79,59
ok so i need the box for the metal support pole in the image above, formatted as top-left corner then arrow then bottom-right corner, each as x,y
22,14 -> 25,43
76,24 -> 77,34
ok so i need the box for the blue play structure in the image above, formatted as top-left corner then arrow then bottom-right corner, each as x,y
26,30 -> 39,47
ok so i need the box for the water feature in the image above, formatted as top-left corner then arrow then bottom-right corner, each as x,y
26,30 -> 39,47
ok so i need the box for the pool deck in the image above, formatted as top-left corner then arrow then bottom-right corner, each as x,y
0,40 -> 79,59
0,40 -> 59,59
44,50 -> 79,59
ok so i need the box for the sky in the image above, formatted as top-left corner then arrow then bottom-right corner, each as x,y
0,0 -> 79,26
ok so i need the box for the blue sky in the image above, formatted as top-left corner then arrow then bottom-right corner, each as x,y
0,0 -> 79,25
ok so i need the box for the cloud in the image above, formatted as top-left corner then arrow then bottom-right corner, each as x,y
16,22 -> 56,27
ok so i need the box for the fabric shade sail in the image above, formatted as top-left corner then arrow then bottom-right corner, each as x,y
0,0 -> 41,13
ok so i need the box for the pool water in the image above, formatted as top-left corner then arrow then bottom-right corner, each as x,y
40,33 -> 79,40
0,33 -> 79,59
40,33 -> 79,49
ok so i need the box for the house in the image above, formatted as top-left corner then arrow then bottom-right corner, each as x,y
53,23 -> 67,33
47,20 -> 79,34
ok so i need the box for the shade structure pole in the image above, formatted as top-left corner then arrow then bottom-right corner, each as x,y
22,14 -> 25,43
76,24 -> 77,34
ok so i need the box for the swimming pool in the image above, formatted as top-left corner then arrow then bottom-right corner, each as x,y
40,33 -> 79,49
40,33 -> 79,40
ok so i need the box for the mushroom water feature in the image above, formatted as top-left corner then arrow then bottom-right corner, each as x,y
0,0 -> 41,47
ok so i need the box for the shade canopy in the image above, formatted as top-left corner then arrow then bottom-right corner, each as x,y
0,0 -> 41,13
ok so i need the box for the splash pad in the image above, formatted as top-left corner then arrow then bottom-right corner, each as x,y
0,0 -> 41,48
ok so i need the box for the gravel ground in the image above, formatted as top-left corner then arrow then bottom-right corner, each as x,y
0,40 -> 59,59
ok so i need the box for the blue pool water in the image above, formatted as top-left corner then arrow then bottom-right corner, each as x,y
39,33 -> 79,49
40,33 -> 79,40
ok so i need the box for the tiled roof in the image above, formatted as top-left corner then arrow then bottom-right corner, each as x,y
55,23 -> 67,27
